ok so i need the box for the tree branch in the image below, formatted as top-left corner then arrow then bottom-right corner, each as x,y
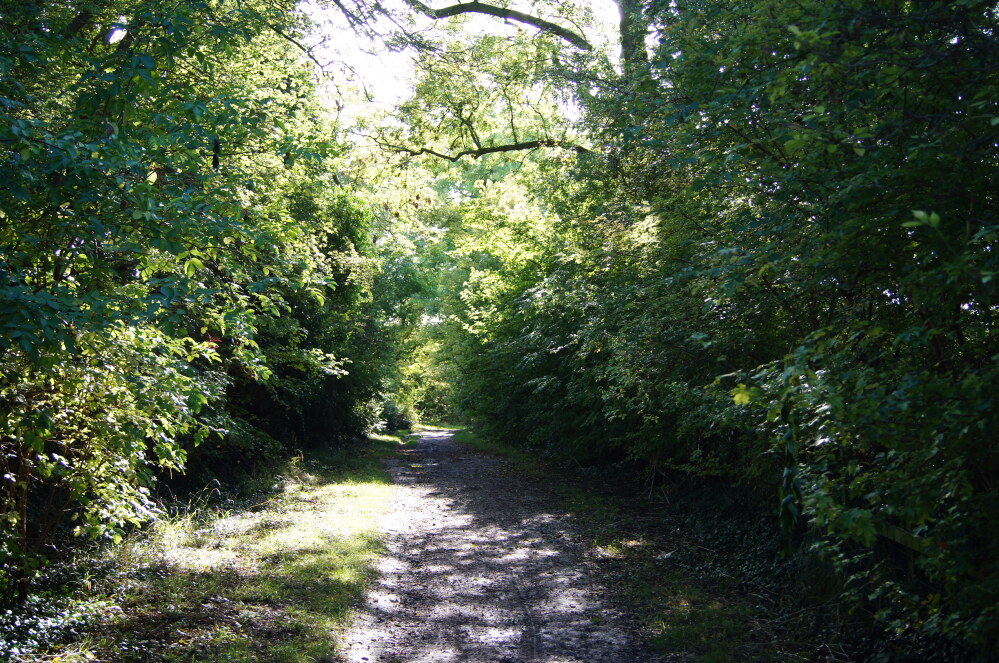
379,137 -> 590,161
270,24 -> 320,64
63,11 -> 94,38
454,109 -> 483,149
402,0 -> 592,51
268,23 -> 371,100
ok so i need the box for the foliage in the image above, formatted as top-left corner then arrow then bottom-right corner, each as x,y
628,0 -> 998,649
0,0 -> 383,601
376,0 -> 999,655
3,0 -> 998,656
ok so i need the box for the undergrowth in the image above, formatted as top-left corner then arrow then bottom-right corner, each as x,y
1,437 -> 407,663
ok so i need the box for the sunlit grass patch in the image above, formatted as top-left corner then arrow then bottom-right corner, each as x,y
7,442 -> 398,663
368,430 -> 418,450
415,422 -> 462,431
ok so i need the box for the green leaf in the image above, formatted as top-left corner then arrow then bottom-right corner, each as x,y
731,383 -> 764,406
184,258 -> 205,276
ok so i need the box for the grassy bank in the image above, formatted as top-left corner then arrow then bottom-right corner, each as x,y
2,437 -> 408,663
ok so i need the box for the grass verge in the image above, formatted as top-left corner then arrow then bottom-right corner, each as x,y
370,428 -> 419,449
5,437 -> 408,663
448,428 -> 806,662
450,429 -> 535,465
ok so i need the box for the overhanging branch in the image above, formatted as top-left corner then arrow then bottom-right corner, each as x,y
402,0 -> 592,51
379,137 -> 590,161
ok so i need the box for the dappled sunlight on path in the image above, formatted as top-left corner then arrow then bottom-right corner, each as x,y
343,431 -> 675,663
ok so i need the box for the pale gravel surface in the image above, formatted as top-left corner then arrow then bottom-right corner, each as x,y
341,430 -> 676,663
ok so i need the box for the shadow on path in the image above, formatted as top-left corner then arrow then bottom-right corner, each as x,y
343,431 -> 676,663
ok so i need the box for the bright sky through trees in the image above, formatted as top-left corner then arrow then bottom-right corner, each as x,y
303,0 -> 621,112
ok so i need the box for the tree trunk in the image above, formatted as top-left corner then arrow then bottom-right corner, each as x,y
615,0 -> 649,77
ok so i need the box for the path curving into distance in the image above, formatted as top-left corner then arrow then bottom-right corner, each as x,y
342,430 -> 676,663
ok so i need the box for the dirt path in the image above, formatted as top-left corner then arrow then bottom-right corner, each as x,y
342,430 -> 675,663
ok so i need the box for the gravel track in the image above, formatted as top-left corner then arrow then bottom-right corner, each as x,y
342,430 -> 675,663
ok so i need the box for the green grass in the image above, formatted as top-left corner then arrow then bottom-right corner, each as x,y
448,429 -> 795,662
9,439 -> 407,663
415,421 -> 463,431
369,428 -> 419,449
450,429 -> 537,466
